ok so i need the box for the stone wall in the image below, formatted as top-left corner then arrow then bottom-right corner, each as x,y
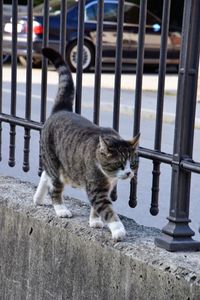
0,176 -> 200,300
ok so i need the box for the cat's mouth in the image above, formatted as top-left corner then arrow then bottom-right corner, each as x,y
121,175 -> 130,180
119,172 -> 135,180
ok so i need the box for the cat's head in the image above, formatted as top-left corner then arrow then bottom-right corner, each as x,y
97,133 -> 140,180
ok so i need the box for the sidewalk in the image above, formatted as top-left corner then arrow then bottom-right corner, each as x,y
81,72 -> 178,93
78,72 -> 200,128
3,66 -> 200,127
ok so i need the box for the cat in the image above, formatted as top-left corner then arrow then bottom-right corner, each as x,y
33,47 -> 140,241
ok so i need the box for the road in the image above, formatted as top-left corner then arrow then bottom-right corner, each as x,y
1,65 -> 200,240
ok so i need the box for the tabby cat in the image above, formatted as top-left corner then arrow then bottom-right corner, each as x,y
33,48 -> 140,241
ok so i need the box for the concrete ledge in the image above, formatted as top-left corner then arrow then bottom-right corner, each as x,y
0,175 -> 200,300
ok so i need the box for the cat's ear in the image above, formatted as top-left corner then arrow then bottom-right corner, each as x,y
129,133 -> 140,149
99,136 -> 111,156
99,136 -> 108,153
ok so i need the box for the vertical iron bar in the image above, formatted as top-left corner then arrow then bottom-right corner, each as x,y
23,0 -> 33,172
150,0 -> 171,216
129,0 -> 147,208
93,0 -> 104,125
0,0 -> 3,161
39,0 -> 49,176
112,0 -> 124,131
155,0 -> 200,251
60,0 -> 67,59
75,0 -> 85,114
40,0 -> 49,124
9,0 -> 18,167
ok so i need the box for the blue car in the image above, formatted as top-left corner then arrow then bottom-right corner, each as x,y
3,0 -> 181,71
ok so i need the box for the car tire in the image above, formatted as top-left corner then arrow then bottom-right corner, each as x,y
66,40 -> 94,72
18,56 -> 42,68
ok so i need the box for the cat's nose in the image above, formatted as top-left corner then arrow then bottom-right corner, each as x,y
126,171 -> 131,177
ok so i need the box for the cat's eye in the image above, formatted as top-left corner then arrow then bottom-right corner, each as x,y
130,161 -> 136,168
120,164 -> 124,170
130,157 -> 139,169
114,162 -> 124,169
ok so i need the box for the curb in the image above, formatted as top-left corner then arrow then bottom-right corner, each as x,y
3,87 -> 200,129
82,101 -> 200,129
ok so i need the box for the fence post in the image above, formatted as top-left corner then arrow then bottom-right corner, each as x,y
155,0 -> 200,251
197,60 -> 200,102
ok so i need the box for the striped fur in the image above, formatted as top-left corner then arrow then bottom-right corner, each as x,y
34,48 -> 140,241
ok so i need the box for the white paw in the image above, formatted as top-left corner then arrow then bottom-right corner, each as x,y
33,194 -> 43,206
54,204 -> 73,218
111,227 -> 126,241
108,221 -> 126,241
89,218 -> 104,229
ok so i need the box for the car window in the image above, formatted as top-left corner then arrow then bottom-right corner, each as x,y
124,4 -> 160,26
104,3 -> 118,23
85,3 -> 97,21
146,12 -> 160,26
85,2 -> 160,26
85,2 -> 117,23
124,4 -> 139,24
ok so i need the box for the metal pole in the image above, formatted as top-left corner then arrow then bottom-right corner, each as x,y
93,0 -> 104,125
155,0 -> 200,251
9,0 -> 18,167
60,0 -> 67,59
75,0 -> 85,114
150,0 -> 171,216
23,0 -> 33,172
112,0 -> 124,132
129,0 -> 147,208
39,0 -> 49,176
0,0 -> 3,161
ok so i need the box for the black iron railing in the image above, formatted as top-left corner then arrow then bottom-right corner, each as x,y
0,0 -> 200,251
155,0 -> 200,251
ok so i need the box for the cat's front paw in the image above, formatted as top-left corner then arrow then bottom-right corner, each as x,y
54,204 -> 73,218
112,227 -> 126,241
89,218 -> 104,229
108,221 -> 126,241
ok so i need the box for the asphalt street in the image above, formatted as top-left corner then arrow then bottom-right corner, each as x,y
1,65 -> 200,240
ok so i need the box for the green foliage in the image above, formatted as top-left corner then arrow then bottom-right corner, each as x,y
33,0 -> 44,6
4,0 -> 27,4
3,0 -> 44,5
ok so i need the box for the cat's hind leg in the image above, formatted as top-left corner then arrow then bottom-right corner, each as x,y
33,171 -> 49,205
50,179 -> 72,218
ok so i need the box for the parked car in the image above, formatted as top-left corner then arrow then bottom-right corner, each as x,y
3,0 -> 181,71
2,4 -> 27,64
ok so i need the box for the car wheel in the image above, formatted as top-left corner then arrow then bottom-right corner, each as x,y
66,41 -> 94,72
18,56 -> 42,68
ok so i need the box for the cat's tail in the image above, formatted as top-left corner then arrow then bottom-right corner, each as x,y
42,47 -> 74,114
